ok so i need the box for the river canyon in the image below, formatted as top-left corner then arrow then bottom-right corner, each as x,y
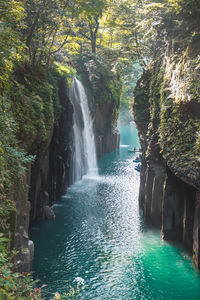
31,122 -> 200,299
2,2 -> 200,299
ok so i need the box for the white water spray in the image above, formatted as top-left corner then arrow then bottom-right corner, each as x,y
70,78 -> 98,182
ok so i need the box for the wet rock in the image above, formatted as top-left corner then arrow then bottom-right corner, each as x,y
28,240 -> 34,269
162,173 -> 184,241
133,58 -> 200,268
44,191 -> 49,205
193,191 -> 200,268
151,164 -> 166,227
43,205 -> 55,219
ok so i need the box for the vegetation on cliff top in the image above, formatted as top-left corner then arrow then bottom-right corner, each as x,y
133,0 -> 200,188
76,53 -> 121,126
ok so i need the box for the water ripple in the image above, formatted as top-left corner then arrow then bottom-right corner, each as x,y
31,147 -> 200,300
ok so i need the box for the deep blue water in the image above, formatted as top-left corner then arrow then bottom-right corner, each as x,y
31,124 -> 200,299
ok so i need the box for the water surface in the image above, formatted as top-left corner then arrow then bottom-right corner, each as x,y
31,125 -> 200,299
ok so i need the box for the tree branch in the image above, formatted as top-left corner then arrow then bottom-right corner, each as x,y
79,30 -> 91,41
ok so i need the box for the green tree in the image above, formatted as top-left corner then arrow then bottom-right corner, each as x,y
74,0 -> 107,53
22,0 -> 76,68
0,0 -> 25,89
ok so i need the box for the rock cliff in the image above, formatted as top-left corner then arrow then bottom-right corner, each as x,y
1,57 -> 121,272
133,33 -> 200,267
76,54 -> 121,159
6,66 -> 75,272
29,76 -> 74,223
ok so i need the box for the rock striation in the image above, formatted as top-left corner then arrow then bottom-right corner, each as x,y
29,76 -> 74,223
77,54 -> 121,159
10,57 -> 120,272
133,41 -> 200,268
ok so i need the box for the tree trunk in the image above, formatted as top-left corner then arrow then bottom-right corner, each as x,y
91,38 -> 96,53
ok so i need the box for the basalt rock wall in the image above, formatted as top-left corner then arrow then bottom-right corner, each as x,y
133,40 -> 200,267
76,54 -> 121,159
29,76 -> 74,223
11,58 -> 121,272
12,73 -> 74,272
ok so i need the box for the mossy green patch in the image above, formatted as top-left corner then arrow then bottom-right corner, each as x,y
0,61 -> 74,196
75,53 -> 121,126
134,45 -> 200,188
53,62 -> 77,87
77,54 -> 121,103
0,196 -> 16,250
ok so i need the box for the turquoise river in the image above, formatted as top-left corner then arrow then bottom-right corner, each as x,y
31,124 -> 200,299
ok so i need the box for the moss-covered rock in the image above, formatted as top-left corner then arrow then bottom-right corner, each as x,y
74,54 -> 121,158
134,49 -> 200,190
75,53 -> 121,121
133,11 -> 200,268
0,196 -> 16,250
158,52 -> 200,188
0,61 -> 76,273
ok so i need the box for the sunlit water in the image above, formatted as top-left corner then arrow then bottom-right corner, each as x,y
31,124 -> 200,299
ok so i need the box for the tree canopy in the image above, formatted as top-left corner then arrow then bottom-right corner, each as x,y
1,0 -> 199,74
1,0 -> 200,128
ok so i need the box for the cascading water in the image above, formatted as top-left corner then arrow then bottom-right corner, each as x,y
70,78 -> 98,182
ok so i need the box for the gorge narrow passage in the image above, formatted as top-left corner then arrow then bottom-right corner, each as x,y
31,125 -> 200,299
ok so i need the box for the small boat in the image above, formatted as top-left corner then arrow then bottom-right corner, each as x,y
133,154 -> 142,163
133,158 -> 142,163
135,164 -> 142,172
128,149 -> 141,152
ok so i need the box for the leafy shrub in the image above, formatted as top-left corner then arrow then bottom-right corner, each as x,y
0,233 -> 42,300
75,53 -> 121,106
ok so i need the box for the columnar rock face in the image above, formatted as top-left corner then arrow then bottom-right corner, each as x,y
133,48 -> 200,268
12,75 -> 74,271
11,169 -> 33,272
193,191 -> 200,268
13,62 -> 120,271
93,100 -> 120,159
76,54 -> 121,159
29,76 -> 74,222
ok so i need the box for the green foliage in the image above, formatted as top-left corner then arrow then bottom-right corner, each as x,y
158,51 -> 200,184
0,233 -> 42,300
0,0 -> 25,89
133,69 -> 151,137
134,12 -> 200,184
0,91 -> 35,195
77,53 -> 121,105
99,0 -> 146,65
10,69 -> 55,147
75,53 -> 121,126
0,197 -> 16,246
52,286 -> 80,299
0,60 -> 76,196
22,0 -> 77,67
119,63 -> 142,124
53,62 -> 77,87
74,0 -> 107,53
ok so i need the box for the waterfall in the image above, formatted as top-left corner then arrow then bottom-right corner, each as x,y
70,78 -> 98,182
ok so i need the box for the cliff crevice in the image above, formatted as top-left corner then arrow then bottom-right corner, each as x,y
133,36 -> 200,268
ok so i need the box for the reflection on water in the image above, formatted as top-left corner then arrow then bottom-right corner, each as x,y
31,125 -> 200,300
